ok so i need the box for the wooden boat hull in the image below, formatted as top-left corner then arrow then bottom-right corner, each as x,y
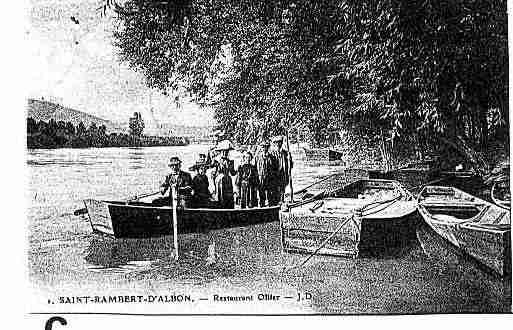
280,205 -> 417,257
280,179 -> 417,257
84,199 -> 280,239
417,186 -> 511,276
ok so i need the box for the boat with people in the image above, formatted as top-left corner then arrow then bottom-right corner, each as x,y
81,134 -> 293,240
83,198 -> 280,239
417,185 -> 511,276
280,179 -> 418,258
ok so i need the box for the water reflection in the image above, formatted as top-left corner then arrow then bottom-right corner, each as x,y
85,236 -> 175,269
127,148 -> 147,169
28,145 -> 511,312
27,159 -> 112,167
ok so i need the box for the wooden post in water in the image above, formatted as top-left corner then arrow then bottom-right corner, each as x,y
286,129 -> 294,203
171,185 -> 179,260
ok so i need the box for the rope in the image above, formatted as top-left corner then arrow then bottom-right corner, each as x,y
284,194 -> 403,271
284,213 -> 357,272
360,194 -> 404,214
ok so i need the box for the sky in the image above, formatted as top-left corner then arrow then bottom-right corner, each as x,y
27,0 -> 216,128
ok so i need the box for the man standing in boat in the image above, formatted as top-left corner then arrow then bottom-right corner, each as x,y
255,139 -> 280,207
271,135 -> 293,202
153,156 -> 193,208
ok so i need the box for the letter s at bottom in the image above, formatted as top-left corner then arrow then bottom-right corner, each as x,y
45,316 -> 67,330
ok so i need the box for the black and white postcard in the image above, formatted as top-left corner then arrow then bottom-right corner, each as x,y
16,0 -> 513,327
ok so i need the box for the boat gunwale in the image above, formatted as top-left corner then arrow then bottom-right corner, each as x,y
417,202 -> 487,226
329,178 -> 415,200
490,180 -> 511,210
97,199 -> 280,212
417,185 -> 510,227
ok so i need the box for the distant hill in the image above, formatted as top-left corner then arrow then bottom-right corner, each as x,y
27,98 -> 126,133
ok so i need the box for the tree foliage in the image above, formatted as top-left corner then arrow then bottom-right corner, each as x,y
112,0 -> 508,170
128,111 -> 145,137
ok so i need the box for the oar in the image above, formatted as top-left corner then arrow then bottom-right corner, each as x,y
284,195 -> 403,271
285,211 -> 360,271
73,190 -> 161,216
292,173 -> 339,196
171,184 -> 179,261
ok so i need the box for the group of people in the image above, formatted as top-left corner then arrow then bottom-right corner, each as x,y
152,135 -> 293,209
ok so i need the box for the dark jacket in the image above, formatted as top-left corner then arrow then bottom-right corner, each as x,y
161,170 -> 193,199
235,163 -> 258,188
254,151 -> 279,187
192,174 -> 211,200
271,148 -> 293,188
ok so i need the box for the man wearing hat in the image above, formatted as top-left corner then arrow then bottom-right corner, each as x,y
206,129 -> 227,165
255,139 -> 280,207
271,135 -> 293,202
153,156 -> 193,207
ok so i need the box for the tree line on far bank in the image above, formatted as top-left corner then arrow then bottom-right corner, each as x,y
26,117 -> 189,149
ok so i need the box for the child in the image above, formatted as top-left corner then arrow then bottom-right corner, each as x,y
235,151 -> 258,208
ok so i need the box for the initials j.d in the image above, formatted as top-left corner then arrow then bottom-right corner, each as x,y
45,316 -> 67,330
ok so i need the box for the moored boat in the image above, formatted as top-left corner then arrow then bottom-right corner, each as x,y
280,179 -> 417,257
303,147 -> 344,162
83,199 -> 280,239
491,179 -> 510,210
417,186 -> 511,276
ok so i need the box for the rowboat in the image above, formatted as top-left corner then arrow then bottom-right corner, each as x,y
417,186 -> 511,276
83,199 -> 280,239
491,179 -> 510,210
280,179 -> 417,257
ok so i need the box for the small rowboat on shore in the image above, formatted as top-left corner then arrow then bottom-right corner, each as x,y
280,179 -> 418,258
83,199 -> 279,239
417,186 -> 511,276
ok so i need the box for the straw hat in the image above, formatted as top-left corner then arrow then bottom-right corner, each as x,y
189,160 -> 207,171
215,140 -> 234,151
271,135 -> 284,143
260,139 -> 270,147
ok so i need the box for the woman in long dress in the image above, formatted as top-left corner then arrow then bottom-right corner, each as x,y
211,140 -> 236,209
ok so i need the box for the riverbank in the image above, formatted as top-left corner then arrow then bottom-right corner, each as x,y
27,145 -> 510,314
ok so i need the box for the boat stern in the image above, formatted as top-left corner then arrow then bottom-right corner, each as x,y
83,199 -> 115,236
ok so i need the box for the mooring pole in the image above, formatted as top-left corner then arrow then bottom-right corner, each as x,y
286,129 -> 294,203
171,184 -> 179,260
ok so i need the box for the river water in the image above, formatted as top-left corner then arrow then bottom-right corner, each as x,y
27,145 -> 511,314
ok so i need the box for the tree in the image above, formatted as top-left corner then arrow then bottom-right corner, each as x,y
129,112 -> 145,146
110,0 -> 508,173
27,117 -> 38,135
129,112 -> 145,136
77,122 -> 87,136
